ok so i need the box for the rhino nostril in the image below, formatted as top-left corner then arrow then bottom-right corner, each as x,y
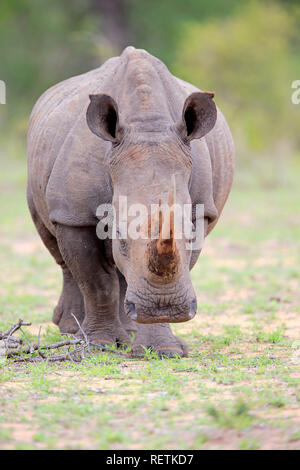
125,301 -> 137,321
189,299 -> 197,319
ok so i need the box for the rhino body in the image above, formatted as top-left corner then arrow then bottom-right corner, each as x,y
27,47 -> 234,357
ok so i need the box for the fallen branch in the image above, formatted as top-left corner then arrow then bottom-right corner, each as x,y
0,319 -> 86,363
0,319 -> 129,363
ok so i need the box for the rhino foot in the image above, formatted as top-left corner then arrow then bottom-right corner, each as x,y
131,323 -> 188,358
78,320 -> 130,350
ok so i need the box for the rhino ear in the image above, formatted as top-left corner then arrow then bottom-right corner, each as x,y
86,94 -> 124,144
176,92 -> 217,143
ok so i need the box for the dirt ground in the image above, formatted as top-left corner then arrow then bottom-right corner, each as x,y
0,157 -> 299,449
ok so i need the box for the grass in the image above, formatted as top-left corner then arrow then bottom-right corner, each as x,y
0,144 -> 300,449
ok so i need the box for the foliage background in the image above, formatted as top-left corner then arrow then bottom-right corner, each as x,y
1,0 -> 299,162
0,0 -> 300,451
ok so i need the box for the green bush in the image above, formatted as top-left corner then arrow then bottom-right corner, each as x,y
173,1 -> 300,156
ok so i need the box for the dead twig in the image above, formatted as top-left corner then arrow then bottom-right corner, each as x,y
71,313 -> 91,354
41,339 -> 83,350
1,320 -> 30,355
0,319 -> 31,340
37,326 -> 47,360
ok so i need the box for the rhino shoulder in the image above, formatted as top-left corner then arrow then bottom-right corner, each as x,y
27,57 -> 119,228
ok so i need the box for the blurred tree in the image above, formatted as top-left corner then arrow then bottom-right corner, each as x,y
129,0 -> 244,64
0,0 -> 98,128
90,0 -> 132,58
173,1 -> 300,154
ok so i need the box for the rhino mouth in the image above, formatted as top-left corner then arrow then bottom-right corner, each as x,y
124,298 -> 197,324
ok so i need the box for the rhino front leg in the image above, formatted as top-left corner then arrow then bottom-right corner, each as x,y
56,225 -> 129,347
27,189 -> 84,333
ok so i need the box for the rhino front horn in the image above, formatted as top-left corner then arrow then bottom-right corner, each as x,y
148,176 -> 180,281
157,174 -> 176,255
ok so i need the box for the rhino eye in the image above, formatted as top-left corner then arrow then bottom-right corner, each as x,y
117,230 -> 128,257
119,239 -> 128,257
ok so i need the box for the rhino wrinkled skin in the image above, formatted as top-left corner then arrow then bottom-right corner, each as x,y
27,47 -> 234,357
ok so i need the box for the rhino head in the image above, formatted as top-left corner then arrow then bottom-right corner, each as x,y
86,91 -> 217,324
